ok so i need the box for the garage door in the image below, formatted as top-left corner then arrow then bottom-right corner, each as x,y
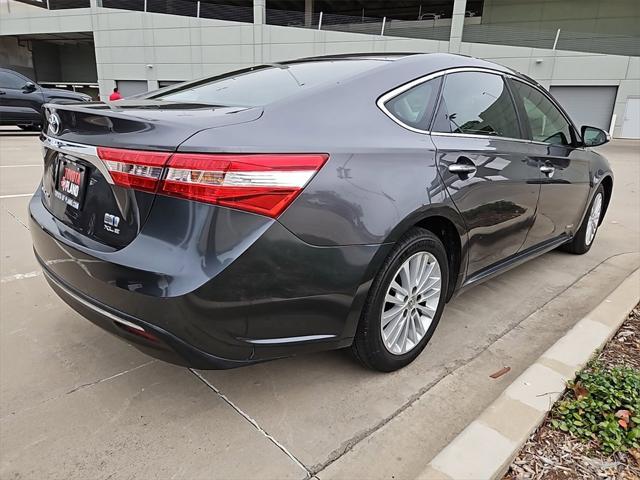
549,86 -> 617,132
116,80 -> 148,98
621,97 -> 640,139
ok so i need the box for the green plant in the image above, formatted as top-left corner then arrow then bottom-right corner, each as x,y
550,362 -> 640,454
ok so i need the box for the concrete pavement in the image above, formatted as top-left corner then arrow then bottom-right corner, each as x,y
1,130 -> 638,479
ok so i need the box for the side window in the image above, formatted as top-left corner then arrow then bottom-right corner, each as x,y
432,71 -> 522,139
0,72 -> 26,90
511,80 -> 573,146
383,78 -> 441,131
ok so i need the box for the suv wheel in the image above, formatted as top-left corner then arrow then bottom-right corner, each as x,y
352,227 -> 449,372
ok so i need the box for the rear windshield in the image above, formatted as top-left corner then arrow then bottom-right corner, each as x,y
151,60 -> 387,107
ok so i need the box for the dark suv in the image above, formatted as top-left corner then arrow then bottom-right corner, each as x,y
0,68 -> 91,131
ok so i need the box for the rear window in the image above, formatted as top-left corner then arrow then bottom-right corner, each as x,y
151,60 -> 386,107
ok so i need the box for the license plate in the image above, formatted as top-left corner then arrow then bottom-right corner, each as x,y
55,158 -> 87,210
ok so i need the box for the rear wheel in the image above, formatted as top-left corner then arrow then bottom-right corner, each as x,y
352,228 -> 449,372
561,185 -> 605,255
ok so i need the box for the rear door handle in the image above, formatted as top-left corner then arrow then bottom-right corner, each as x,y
540,165 -> 555,176
449,164 -> 477,174
0,91 -> 6,95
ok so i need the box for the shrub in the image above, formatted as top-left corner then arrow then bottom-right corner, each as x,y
550,362 -> 640,454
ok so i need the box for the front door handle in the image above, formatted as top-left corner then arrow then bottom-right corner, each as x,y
540,165 -> 555,177
448,164 -> 477,175
0,90 -> 6,95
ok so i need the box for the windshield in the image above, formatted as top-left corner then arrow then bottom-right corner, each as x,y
151,60 -> 387,107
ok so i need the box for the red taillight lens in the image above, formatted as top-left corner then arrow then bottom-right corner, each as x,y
160,153 -> 328,217
97,147 -> 171,193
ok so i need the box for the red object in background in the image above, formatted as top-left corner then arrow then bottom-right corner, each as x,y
109,91 -> 123,101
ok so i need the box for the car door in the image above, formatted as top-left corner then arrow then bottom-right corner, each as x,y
508,79 -> 592,249
430,70 -> 541,277
0,71 -> 44,124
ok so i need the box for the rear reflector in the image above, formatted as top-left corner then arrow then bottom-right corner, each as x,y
160,153 -> 328,217
97,147 -> 171,193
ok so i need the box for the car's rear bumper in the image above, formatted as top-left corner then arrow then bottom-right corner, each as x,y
39,261 -> 253,369
29,190 -> 390,368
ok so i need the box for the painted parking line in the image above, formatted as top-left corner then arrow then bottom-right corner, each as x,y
0,193 -> 33,199
1,271 -> 42,284
0,165 -> 42,168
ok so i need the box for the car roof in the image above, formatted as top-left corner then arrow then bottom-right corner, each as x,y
280,52 -> 528,81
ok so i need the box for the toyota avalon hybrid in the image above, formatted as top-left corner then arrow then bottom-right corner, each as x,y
29,53 -> 613,371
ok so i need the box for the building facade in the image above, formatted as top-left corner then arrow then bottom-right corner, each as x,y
1,0 -> 638,138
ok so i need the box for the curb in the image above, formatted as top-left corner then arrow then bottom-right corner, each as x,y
418,268 -> 640,480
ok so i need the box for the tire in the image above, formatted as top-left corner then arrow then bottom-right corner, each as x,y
352,227 -> 449,372
561,185 -> 605,255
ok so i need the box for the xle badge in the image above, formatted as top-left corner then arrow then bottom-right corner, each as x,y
104,213 -> 121,234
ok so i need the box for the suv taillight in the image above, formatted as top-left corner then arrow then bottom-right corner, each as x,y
96,148 -> 328,218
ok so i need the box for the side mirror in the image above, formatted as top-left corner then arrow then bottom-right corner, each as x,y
581,125 -> 610,147
23,81 -> 36,92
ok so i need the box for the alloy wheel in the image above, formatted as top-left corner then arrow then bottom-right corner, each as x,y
585,192 -> 603,246
380,252 -> 442,355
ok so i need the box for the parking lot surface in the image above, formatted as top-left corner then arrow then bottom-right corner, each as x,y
1,129 -> 639,479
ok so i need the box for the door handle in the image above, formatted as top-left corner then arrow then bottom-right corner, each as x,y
448,164 -> 477,175
540,165 -> 555,177
0,91 -> 6,95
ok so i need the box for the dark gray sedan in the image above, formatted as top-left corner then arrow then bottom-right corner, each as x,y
30,53 -> 613,371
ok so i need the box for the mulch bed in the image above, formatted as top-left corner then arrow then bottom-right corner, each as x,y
504,304 -> 640,480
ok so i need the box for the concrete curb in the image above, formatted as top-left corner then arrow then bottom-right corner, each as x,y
418,268 -> 640,480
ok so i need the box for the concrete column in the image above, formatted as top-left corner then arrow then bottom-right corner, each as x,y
449,0 -> 467,53
304,0 -> 314,27
253,0 -> 265,25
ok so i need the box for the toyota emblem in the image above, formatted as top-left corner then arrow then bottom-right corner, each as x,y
48,112 -> 61,135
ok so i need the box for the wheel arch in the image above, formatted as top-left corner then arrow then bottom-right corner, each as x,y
382,205 -> 467,302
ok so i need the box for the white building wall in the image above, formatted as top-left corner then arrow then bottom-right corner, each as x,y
1,0 -> 638,136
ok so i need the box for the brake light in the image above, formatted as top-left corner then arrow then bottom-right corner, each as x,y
160,153 -> 328,217
97,147 -> 171,193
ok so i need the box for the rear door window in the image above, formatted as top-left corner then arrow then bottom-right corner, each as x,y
432,71 -> 522,139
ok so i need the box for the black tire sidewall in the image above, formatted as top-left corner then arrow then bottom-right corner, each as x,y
358,229 -> 449,371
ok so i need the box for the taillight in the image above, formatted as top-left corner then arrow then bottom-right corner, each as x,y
160,153 -> 328,217
97,147 -> 171,193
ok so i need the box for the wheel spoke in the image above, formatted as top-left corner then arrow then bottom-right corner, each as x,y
390,280 -> 409,298
417,303 -> 435,316
385,292 -> 404,305
382,305 -> 404,326
417,276 -> 440,296
383,310 -> 403,335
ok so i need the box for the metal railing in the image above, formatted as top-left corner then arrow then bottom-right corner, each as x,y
462,24 -> 640,57
265,8 -> 452,42
12,0 -> 90,8
101,0 -> 253,23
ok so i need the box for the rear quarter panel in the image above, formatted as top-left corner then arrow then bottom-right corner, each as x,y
179,56 -> 468,248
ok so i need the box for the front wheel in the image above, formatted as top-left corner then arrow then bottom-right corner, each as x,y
352,228 -> 449,372
561,185 -> 605,255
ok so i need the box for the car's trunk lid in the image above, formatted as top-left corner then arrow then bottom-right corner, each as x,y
39,101 -> 262,249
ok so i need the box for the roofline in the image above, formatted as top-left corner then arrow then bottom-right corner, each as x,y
287,52 -> 418,62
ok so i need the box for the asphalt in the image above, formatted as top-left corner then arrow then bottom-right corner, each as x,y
1,128 -> 639,479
